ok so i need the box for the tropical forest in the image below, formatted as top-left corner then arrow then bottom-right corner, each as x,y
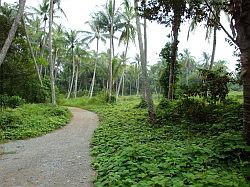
0,0 -> 250,186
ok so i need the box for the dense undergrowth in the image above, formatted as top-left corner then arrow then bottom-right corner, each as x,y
65,95 -> 249,187
0,104 -> 71,142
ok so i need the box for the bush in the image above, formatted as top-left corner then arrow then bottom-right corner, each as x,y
157,98 -> 243,133
44,105 -> 69,117
0,109 -> 22,130
134,98 -> 147,109
88,91 -> 116,105
0,95 -> 25,108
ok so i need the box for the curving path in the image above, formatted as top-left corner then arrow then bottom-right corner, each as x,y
0,107 -> 98,187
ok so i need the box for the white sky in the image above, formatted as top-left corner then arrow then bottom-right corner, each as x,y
3,0 -> 238,71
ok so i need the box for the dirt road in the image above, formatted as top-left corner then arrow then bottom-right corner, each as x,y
0,107 -> 98,187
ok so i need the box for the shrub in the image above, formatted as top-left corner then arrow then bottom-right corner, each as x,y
44,106 -> 70,117
88,91 -> 116,105
134,98 -> 147,108
181,68 -> 231,103
0,109 -> 23,130
0,95 -> 25,108
157,98 -> 243,133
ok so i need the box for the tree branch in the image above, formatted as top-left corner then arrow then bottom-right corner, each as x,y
204,0 -> 238,47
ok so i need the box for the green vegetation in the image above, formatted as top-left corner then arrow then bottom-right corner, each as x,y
63,96 -> 249,187
0,104 -> 71,142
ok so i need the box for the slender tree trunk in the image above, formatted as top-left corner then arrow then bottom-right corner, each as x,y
40,19 -> 47,58
49,0 -> 56,105
89,38 -> 99,98
144,17 -> 147,64
122,74 -> 125,96
134,0 -> 156,124
233,0 -> 250,145
0,0 -> 26,66
137,71 -> 140,96
67,47 -> 75,99
168,13 -> 181,100
22,17 -> 43,86
74,61 -> 79,98
117,35 -> 129,99
54,49 -> 59,81
185,59 -> 189,86
209,27 -> 217,70
108,0 -> 115,99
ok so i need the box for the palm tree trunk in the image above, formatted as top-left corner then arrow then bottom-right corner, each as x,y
67,47 -> 75,99
144,17 -> 147,64
74,61 -> 79,98
134,0 -> 156,124
233,0 -> 250,145
0,0 -> 26,66
137,72 -> 140,96
108,0 -> 116,99
22,17 -> 43,86
40,19 -> 47,58
89,38 -> 99,98
185,59 -> 189,86
48,0 -> 56,105
168,13 -> 181,100
122,74 -> 125,96
116,35 -> 129,99
54,49 -> 59,81
209,27 -> 217,70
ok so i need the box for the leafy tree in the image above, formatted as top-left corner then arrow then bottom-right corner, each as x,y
142,0 -> 188,100
0,12 -> 49,103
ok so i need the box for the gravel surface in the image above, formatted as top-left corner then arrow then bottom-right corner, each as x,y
0,107 -> 99,187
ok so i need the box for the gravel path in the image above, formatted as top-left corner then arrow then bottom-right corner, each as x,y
0,107 -> 99,187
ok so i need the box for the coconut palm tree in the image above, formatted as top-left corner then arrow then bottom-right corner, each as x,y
31,0 -> 66,58
65,30 -> 82,99
187,0 -> 223,70
116,0 -> 136,98
201,52 -> 211,69
94,0 -> 122,98
48,0 -> 56,104
180,49 -> 195,86
82,20 -> 109,98
0,0 -> 26,66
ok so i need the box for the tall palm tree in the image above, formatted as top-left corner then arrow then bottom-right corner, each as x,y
48,0 -> 56,104
187,0 -> 222,70
82,20 -> 109,98
202,52 -> 211,69
31,0 -> 66,58
134,0 -> 156,124
65,30 -> 81,99
0,0 -> 26,66
95,0 -> 122,98
180,49 -> 195,86
116,0 -> 136,98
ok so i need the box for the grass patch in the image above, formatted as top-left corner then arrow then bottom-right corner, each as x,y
0,104 -> 71,141
65,97 -> 250,186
